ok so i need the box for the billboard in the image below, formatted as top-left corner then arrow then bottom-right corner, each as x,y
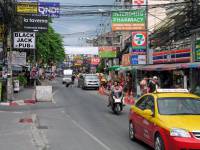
112,9 -> 146,31
99,46 -> 117,58
13,32 -> 36,49
22,15 -> 48,32
17,2 -> 38,14
39,2 -> 60,18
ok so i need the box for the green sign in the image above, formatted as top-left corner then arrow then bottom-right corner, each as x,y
195,40 -> 200,61
112,9 -> 146,24
99,51 -> 117,58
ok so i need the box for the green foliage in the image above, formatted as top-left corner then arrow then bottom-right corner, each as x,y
16,75 -> 27,86
36,21 -> 65,65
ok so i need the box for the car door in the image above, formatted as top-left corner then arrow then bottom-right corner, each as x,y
141,95 -> 156,146
134,95 -> 148,139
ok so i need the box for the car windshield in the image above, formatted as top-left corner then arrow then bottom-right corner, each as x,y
85,76 -> 98,80
158,98 -> 200,115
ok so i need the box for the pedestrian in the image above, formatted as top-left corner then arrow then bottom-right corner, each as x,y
148,76 -> 160,93
140,77 -> 148,95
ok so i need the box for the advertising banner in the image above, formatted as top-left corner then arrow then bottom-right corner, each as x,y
22,15 -> 48,32
112,9 -> 146,31
39,2 -> 60,18
195,39 -> 200,61
132,32 -> 147,54
91,57 -> 100,65
11,51 -> 26,66
131,55 -> 146,65
13,32 -> 35,49
99,46 -> 117,58
0,24 -> 4,42
121,53 -> 131,66
17,2 -> 38,14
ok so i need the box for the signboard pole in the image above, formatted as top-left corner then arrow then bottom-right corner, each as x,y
33,48 -> 36,87
146,0 -> 149,64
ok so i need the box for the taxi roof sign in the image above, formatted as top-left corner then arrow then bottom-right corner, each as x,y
156,89 -> 189,93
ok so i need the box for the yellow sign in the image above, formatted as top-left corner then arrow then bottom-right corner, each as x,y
0,24 -> 4,42
17,2 -> 38,14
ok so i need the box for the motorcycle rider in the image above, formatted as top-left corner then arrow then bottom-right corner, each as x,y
107,81 -> 123,107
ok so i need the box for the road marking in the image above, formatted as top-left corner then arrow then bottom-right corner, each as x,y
63,112 -> 111,150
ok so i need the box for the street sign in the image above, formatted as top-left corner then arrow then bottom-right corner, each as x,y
17,2 -> 38,14
13,32 -> 35,49
22,15 -> 48,32
112,9 -> 146,31
39,2 -> 60,18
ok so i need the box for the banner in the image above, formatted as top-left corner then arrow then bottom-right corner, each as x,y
112,9 -> 146,31
11,51 -> 26,66
13,32 -> 35,49
39,2 -> 60,18
195,39 -> 200,61
17,2 -> 38,14
22,15 -> 48,32
99,47 -> 117,58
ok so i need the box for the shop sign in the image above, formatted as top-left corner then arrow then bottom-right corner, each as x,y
121,53 -> 131,66
112,9 -> 146,31
0,24 -> 4,42
13,32 -> 35,49
195,39 -> 200,61
39,2 -> 60,18
131,55 -> 146,65
11,51 -> 26,66
99,46 -> 117,58
17,2 -> 38,14
133,0 -> 147,5
132,32 -> 147,54
91,57 -> 100,65
22,15 -> 48,32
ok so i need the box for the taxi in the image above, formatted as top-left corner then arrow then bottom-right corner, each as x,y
129,89 -> 200,150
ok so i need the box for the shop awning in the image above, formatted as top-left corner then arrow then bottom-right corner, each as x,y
138,62 -> 200,71
108,65 -> 120,71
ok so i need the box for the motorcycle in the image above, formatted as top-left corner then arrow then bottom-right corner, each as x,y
110,90 -> 124,114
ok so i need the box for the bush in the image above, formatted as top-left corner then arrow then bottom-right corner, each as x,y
16,75 -> 27,86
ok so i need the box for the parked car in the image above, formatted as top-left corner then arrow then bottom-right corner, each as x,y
129,89 -> 200,150
78,74 -> 100,89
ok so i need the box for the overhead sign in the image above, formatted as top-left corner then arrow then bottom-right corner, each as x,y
99,46 -> 117,58
22,15 -> 48,32
13,32 -> 36,49
11,51 -> 26,66
112,9 -> 146,31
17,2 -> 38,14
195,39 -> 200,61
39,2 -> 60,18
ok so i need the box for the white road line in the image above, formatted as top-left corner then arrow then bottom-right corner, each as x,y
63,113 -> 111,150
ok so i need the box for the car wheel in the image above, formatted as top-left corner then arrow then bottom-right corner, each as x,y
154,134 -> 165,150
129,121 -> 136,141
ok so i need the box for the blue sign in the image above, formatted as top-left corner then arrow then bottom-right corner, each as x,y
131,55 -> 138,65
39,2 -> 60,18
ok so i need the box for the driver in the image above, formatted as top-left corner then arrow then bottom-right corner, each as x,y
107,81 -> 123,107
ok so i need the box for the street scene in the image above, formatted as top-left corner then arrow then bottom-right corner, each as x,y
0,0 -> 200,150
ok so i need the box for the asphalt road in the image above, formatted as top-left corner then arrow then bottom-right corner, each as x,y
41,80 -> 152,150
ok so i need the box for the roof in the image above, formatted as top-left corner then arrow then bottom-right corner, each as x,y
155,93 -> 199,99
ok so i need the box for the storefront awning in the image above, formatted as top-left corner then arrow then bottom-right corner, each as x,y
138,62 -> 200,71
108,65 -> 120,71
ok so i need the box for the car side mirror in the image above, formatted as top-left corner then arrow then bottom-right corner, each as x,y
143,109 -> 153,116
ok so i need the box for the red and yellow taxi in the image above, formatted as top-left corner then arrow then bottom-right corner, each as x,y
129,89 -> 200,150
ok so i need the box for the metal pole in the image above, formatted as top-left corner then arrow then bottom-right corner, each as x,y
146,0 -> 149,64
33,48 -> 36,87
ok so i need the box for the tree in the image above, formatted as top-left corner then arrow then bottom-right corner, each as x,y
36,21 -> 65,65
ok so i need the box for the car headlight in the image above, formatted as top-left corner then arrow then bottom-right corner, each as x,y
170,128 -> 191,138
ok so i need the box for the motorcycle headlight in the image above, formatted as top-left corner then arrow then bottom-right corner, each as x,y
170,128 -> 191,138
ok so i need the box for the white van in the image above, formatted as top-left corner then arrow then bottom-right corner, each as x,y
62,69 -> 73,84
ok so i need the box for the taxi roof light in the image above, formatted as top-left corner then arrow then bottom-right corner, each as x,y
156,89 -> 189,93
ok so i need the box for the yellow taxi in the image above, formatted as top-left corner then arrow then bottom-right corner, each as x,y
128,89 -> 200,150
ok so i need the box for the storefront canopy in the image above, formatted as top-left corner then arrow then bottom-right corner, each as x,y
108,65 -> 120,71
138,62 -> 200,71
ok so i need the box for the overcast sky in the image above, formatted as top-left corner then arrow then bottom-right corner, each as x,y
43,0 -> 115,46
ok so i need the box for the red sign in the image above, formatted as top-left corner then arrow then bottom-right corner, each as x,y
91,57 -> 100,65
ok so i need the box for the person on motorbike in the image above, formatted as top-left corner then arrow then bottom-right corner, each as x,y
107,81 -> 123,107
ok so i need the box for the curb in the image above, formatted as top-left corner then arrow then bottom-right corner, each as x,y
0,99 -> 37,106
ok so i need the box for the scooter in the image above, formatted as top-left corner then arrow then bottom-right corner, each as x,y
110,90 -> 124,114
